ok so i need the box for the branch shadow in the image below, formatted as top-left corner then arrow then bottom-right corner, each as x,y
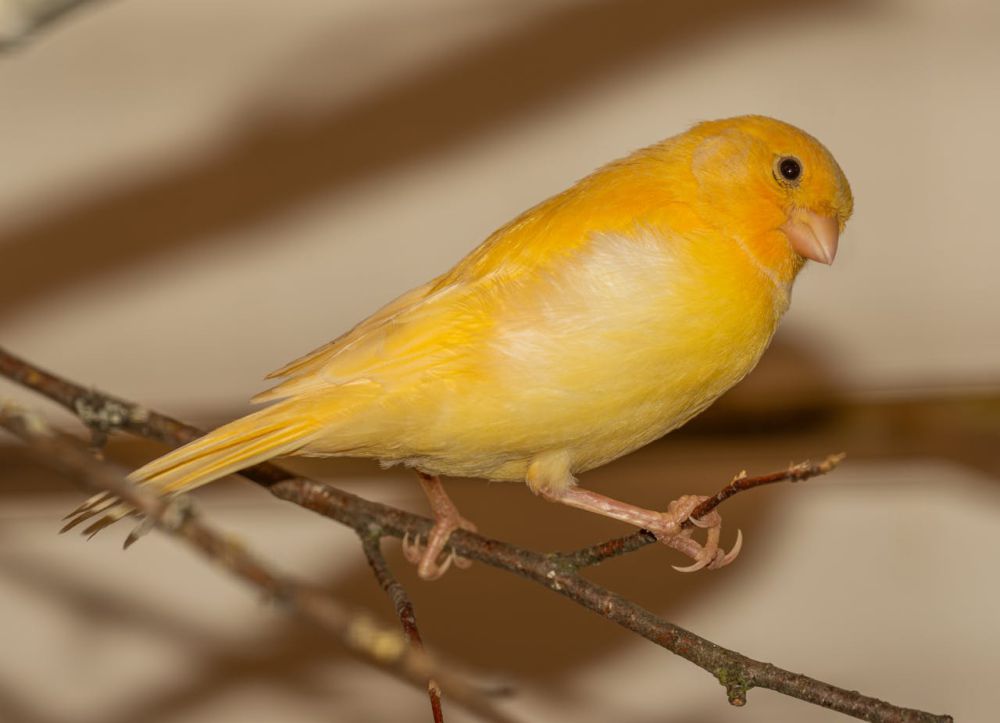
0,542 -> 382,723
0,0 -> 867,322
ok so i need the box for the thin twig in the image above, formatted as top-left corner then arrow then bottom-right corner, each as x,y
692,454 -> 847,520
0,402 -> 517,723
362,534 -> 444,723
0,346 -> 952,723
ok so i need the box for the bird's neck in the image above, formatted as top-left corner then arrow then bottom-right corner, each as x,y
732,229 -> 804,308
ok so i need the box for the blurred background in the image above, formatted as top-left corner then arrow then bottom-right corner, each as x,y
1,0 -> 998,721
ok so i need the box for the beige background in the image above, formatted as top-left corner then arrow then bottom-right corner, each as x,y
1,1 -> 998,721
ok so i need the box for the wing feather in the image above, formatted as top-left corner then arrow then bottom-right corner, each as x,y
252,271 -> 500,403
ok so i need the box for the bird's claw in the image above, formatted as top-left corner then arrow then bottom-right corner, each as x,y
671,528 -> 743,572
402,532 -> 456,580
401,531 -> 421,564
401,521 -> 475,580
654,494 -> 743,573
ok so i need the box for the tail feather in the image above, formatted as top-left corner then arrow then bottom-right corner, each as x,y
130,402 -> 323,495
63,400 -> 327,537
150,419 -> 317,494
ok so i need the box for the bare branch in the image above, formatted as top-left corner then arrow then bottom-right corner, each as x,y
362,534 -> 445,723
0,401 -> 518,723
0,346 -> 952,723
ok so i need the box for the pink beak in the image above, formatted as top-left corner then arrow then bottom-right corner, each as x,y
782,208 -> 840,265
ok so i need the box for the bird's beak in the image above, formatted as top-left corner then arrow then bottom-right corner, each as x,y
781,208 -> 840,265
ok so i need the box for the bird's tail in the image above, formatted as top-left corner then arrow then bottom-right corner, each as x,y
62,399 -> 326,538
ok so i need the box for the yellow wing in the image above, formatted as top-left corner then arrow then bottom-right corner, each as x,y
252,272 -> 508,404
252,276 -> 444,401
253,150 -> 685,404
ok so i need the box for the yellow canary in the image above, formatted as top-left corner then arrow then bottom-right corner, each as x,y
68,116 -> 853,579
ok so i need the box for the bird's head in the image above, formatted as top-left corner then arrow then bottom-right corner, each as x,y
684,116 -> 853,284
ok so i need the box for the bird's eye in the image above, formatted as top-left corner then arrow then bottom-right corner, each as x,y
775,156 -> 802,184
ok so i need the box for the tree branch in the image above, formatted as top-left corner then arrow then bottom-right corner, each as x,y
362,534 -> 444,723
0,401 -> 516,723
0,346 -> 952,722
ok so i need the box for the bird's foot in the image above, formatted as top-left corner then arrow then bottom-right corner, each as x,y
402,514 -> 477,581
652,495 -> 743,573
403,472 -> 477,580
543,485 -> 741,573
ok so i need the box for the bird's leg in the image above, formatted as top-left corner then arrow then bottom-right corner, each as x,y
402,472 -> 478,580
541,486 -> 742,572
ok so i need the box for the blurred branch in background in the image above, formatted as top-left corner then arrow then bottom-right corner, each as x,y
680,335 -> 1000,480
0,346 -> 953,723
0,400 -> 515,723
0,0 -> 102,51
0,0 -> 860,324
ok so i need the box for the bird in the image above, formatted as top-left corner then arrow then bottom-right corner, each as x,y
65,115 -> 853,579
